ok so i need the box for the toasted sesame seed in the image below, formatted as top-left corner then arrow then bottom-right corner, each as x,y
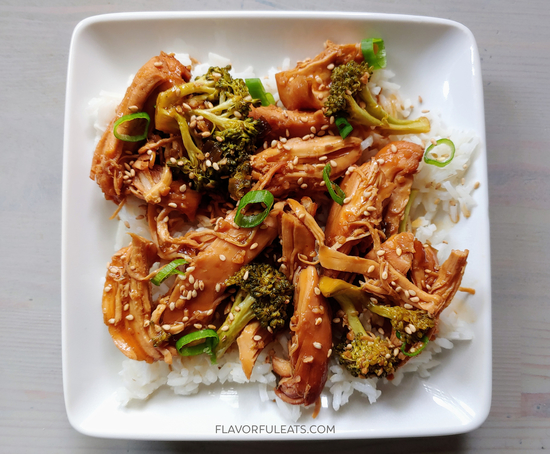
221,325 -> 229,332
219,254 -> 226,262
343,196 -> 352,204
182,316 -> 189,322
208,324 -> 217,330
206,308 -> 213,316
315,317 -> 323,325
410,296 -> 420,303
169,302 -> 176,311
215,283 -> 221,292
108,318 -> 115,324
396,247 -> 403,257
330,160 -> 337,167
250,242 -> 258,250
367,206 -> 377,212
253,335 -> 262,341
422,109 -> 430,113
271,140 -> 278,147
409,290 -> 417,296
300,183 -> 308,189
313,342 -> 322,350
404,303 -> 413,309
382,271 -> 388,280
377,250 -> 385,256
153,61 -> 163,67
162,324 -> 171,330
297,177 -> 304,185
303,356 -> 314,363
333,317 -> 341,323
125,314 -> 134,321
192,289 -> 198,298
168,202 -> 177,208
367,265 -> 375,273
293,156 -> 299,165
194,323 -> 203,330
188,275 -> 195,284
404,326 -> 412,335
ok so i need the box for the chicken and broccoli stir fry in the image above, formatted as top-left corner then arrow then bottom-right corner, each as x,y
93,40 -> 469,409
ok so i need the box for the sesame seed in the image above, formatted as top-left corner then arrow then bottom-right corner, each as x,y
143,320 -> 150,327
404,303 -> 413,309
108,318 -> 115,324
243,270 -> 249,281
394,348 -> 399,356
162,324 -> 171,330
188,275 -> 195,284
303,356 -> 314,363
343,196 -> 352,204
123,303 -> 129,311
396,247 -> 402,256
221,325 -> 229,332
208,324 -> 217,330
314,287 -> 321,295
410,296 -> 420,303
297,177 -> 304,185
206,309 -> 214,316
367,265 -> 375,273
300,183 -> 308,189
125,314 -> 134,321
169,302 -> 176,311
215,283 -> 221,292
168,202 -> 177,208
192,289 -> 198,298
333,318 -> 341,323
377,250 -> 385,256
271,140 -> 278,147
293,156 -> 299,165
319,155 -> 327,161
422,109 -> 430,113
313,342 -> 322,350
228,312 -> 235,321
409,290 -> 417,296
199,281 -> 205,291
253,335 -> 262,341
250,242 -> 258,250
385,353 -> 391,359
153,61 -> 163,67
404,326 -> 412,335
194,323 -> 203,330
367,206 -> 377,212
310,126 -> 317,134
104,285 -> 112,292
382,271 -> 388,280
474,181 -> 481,189
409,324 -> 416,333
330,160 -> 337,167
315,317 -> 322,325
182,316 -> 189,322
186,266 -> 195,273
219,254 -> 226,262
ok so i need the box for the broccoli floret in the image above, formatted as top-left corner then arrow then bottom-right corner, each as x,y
214,263 -> 293,359
319,276 -> 398,378
324,60 -> 430,135
369,304 -> 435,345
155,66 -> 269,198
329,285 -> 398,378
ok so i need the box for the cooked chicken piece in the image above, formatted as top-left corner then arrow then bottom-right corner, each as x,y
430,249 -> 469,316
377,141 -> 424,236
249,105 -> 331,140
91,52 -> 191,203
276,41 -> 363,111
365,232 -> 415,276
237,321 -> 273,380
276,265 -> 332,406
159,206 -> 283,330
324,141 -> 424,257
251,135 -> 362,197
147,205 -> 216,261
278,197 -> 319,281
102,234 -> 164,363
410,239 -> 439,291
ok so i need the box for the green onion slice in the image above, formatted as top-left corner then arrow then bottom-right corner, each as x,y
361,38 -> 386,70
335,117 -> 353,139
398,189 -> 418,233
323,163 -> 346,205
176,329 -> 219,363
401,335 -> 429,357
423,138 -> 456,168
150,258 -> 188,286
113,112 -> 151,142
234,190 -> 274,228
245,78 -> 276,106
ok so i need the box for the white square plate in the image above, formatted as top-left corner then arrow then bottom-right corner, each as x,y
62,11 -> 491,440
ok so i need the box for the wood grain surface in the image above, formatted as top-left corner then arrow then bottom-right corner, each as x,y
1,0 -> 549,452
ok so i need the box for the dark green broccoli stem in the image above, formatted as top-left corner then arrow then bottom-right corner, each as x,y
215,289 -> 256,359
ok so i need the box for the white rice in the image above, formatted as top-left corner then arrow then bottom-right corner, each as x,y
92,52 -> 479,421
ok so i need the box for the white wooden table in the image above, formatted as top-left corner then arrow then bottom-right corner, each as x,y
1,0 -> 549,452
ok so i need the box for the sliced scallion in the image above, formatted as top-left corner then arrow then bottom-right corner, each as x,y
113,112 -> 150,142
175,329 -> 219,363
401,335 -> 429,357
151,258 -> 188,286
245,78 -> 276,106
423,138 -> 456,168
398,189 -> 418,233
361,38 -> 386,70
323,163 -> 346,205
335,117 -> 353,139
234,190 -> 275,228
